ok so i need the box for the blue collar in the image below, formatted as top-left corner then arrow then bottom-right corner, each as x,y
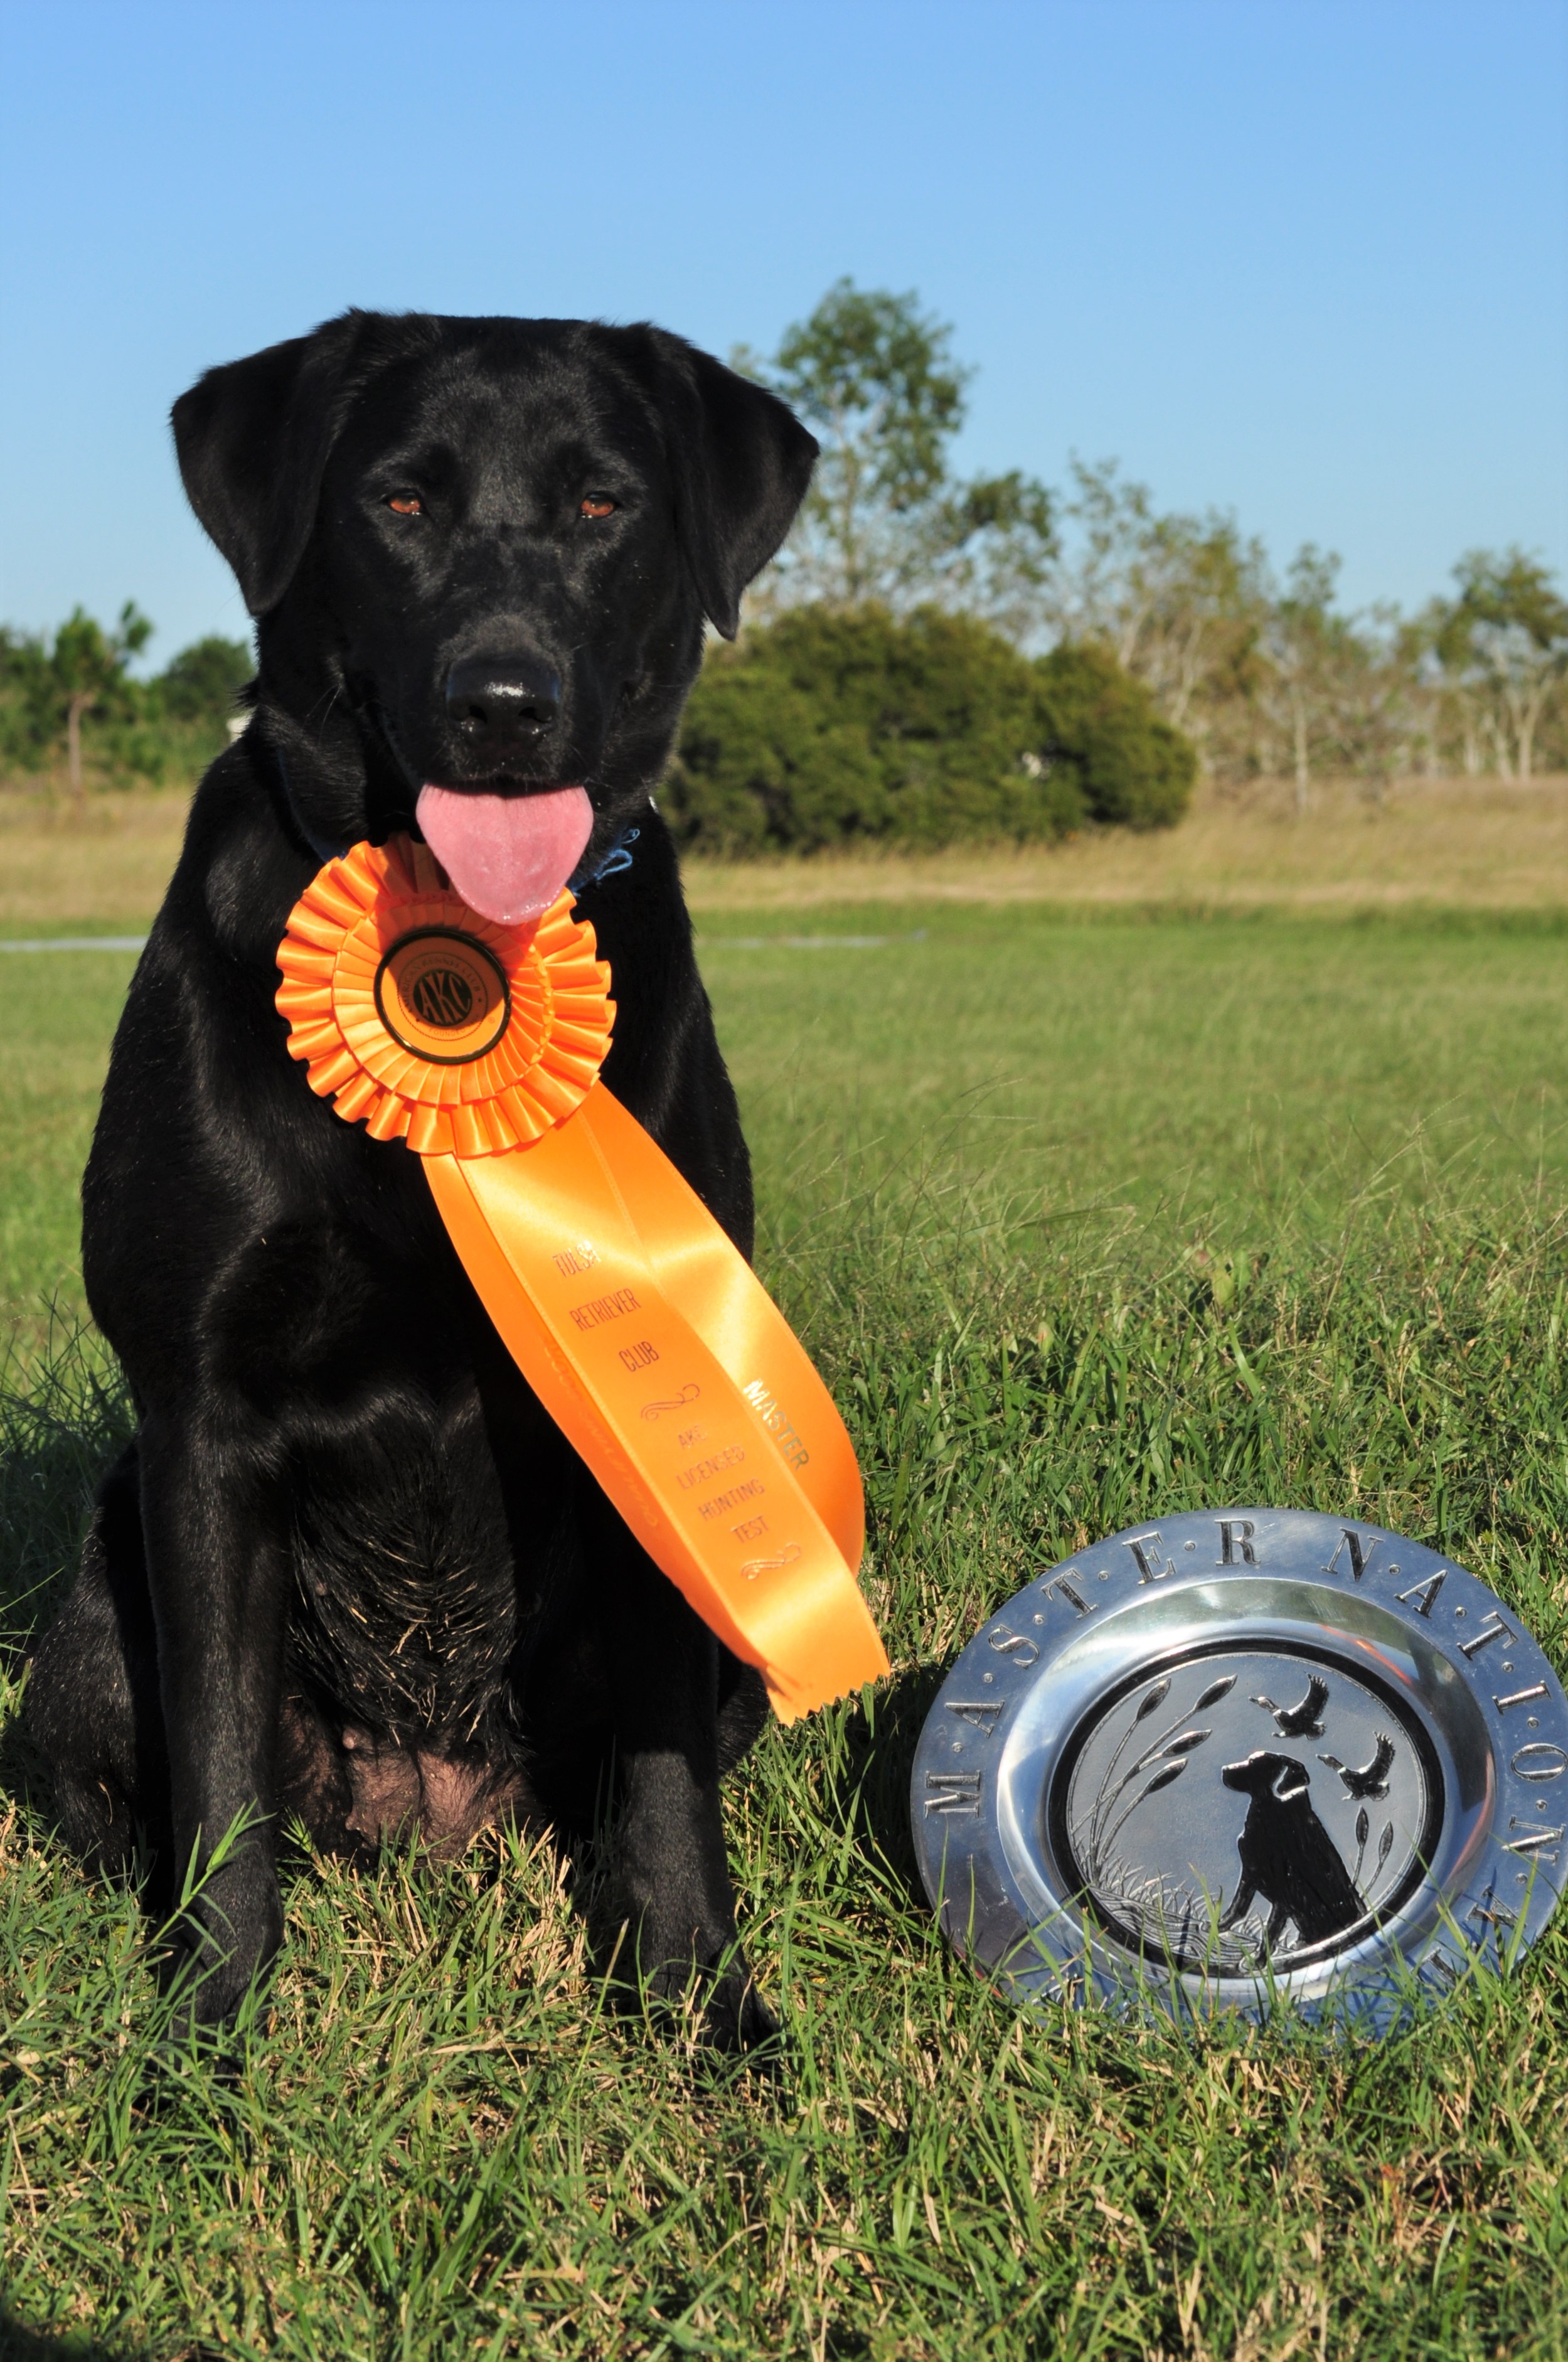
570,821 -> 641,893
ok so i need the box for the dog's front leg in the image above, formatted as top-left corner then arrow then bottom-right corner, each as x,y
589,1493 -> 774,2050
139,1410 -> 289,2028
1218,1876 -> 1256,1932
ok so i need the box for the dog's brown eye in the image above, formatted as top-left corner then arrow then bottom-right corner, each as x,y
580,496 -> 616,520
387,494 -> 423,517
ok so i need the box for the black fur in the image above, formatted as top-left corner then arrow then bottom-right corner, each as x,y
1219,1749 -> 1365,1952
25,311 -> 818,2048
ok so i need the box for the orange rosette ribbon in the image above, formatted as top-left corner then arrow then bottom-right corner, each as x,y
275,835 -> 614,1157
277,835 -> 888,1723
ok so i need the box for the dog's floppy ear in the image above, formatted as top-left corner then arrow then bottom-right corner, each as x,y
1271,1760 -> 1309,1802
171,314 -> 373,617
632,329 -> 818,639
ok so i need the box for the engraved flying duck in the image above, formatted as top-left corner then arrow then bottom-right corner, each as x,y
1251,1673 -> 1330,1738
1318,1734 -> 1396,1800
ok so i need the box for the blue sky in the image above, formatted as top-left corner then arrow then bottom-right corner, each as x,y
1,0 -> 1564,665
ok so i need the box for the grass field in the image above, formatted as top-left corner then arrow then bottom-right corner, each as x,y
4,792 -> 1568,2357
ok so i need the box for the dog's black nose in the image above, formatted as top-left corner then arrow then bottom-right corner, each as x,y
445,655 -> 561,762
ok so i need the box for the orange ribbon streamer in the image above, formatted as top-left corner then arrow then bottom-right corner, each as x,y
276,835 -> 888,1721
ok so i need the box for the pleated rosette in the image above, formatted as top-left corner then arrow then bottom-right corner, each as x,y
275,835 -> 614,1158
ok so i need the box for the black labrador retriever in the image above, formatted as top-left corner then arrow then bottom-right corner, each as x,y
25,309 -> 818,2048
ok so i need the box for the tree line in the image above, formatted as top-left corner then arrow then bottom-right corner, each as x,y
4,281 -> 1564,848
726,281 -> 1568,816
0,609 -> 250,806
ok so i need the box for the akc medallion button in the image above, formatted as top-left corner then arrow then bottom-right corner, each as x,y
912,1509 -> 1568,2027
375,928 -> 511,1064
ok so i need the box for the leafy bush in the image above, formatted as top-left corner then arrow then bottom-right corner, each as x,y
663,604 -> 1194,853
1035,640 -> 1198,830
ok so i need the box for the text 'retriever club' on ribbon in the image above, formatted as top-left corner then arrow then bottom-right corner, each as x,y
275,834 -> 889,1722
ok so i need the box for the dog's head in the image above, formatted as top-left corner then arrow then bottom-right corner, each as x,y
1221,1750 -> 1309,1803
173,310 -> 816,909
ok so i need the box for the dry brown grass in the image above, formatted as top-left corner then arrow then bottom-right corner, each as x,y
7,773 -> 1568,931
685,772 -> 1568,912
0,786 -> 193,931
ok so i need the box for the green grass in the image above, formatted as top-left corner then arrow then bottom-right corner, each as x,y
5,909 -> 1568,2357
698,904 -> 1568,1248
0,947 -> 141,1346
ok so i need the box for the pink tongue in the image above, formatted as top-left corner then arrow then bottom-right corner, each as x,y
415,783 -> 594,926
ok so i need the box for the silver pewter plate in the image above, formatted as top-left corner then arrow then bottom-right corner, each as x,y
910,1509 -> 1568,2027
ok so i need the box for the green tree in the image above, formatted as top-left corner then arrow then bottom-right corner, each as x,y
1341,606 -> 1424,801
151,633 -> 252,730
1256,548 -> 1356,813
1434,551 -> 1568,780
925,467 -> 1059,644
745,281 -> 1055,631
1045,459 -> 1267,766
0,628 -> 54,776
43,602 -> 153,808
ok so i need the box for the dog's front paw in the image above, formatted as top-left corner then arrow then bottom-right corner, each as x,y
157,1859 -> 284,2035
698,1960 -> 779,2055
609,1911 -> 777,2053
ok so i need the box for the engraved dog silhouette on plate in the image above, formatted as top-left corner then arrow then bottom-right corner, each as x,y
1218,1750 -> 1363,1949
